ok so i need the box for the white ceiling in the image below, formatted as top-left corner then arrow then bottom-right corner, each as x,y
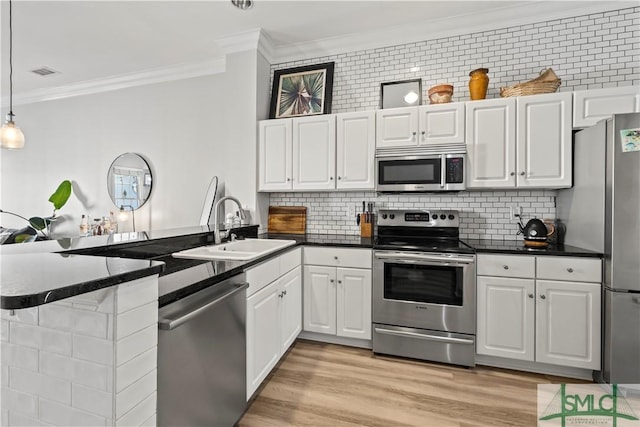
0,0 -> 634,101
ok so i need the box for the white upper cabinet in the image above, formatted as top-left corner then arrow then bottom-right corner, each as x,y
376,107 -> 418,147
466,98 -> 517,188
466,93 -> 572,189
516,92 -> 572,188
417,103 -> 465,145
336,111 -> 375,190
258,119 -> 293,191
376,104 -> 465,148
293,115 -> 336,191
573,85 -> 640,128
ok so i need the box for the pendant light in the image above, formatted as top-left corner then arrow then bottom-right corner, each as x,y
0,0 -> 25,150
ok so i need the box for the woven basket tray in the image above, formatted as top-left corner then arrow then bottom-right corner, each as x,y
500,68 -> 561,97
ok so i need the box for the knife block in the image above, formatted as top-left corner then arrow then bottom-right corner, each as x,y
359,214 -> 373,238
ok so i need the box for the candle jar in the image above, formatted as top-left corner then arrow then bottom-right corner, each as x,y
469,68 -> 489,100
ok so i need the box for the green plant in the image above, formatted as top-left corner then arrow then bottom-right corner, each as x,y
1,180 -> 72,243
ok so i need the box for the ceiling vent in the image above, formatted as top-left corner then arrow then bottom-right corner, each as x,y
31,67 -> 59,77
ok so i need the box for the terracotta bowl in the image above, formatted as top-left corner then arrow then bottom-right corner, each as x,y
428,84 -> 454,104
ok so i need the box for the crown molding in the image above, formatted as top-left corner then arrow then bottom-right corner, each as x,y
216,28 -> 275,63
8,57 -> 226,106
272,1 -> 637,64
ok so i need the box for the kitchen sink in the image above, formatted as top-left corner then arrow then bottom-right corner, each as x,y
172,238 -> 297,262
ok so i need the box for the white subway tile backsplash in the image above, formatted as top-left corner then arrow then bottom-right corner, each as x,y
9,323 -> 72,356
1,319 -> 8,342
115,392 -> 156,427
115,302 -> 157,340
39,351 -> 73,380
115,369 -> 156,419
72,334 -> 114,366
115,277 -> 158,315
1,343 -> 39,371
9,367 -> 71,405
8,410 -> 52,427
71,384 -> 113,418
1,308 -> 38,325
1,387 -> 37,417
72,358 -> 110,391
39,305 -> 109,338
38,399 -> 107,427
115,348 -> 156,393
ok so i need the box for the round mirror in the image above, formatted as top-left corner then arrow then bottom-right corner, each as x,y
107,153 -> 152,210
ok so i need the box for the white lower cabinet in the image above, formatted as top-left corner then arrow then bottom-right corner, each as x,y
476,254 -> 601,370
246,249 -> 302,400
303,247 -> 372,341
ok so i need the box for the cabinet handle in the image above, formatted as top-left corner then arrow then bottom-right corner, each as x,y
520,171 -> 525,176
330,177 -> 334,181
338,280 -> 342,284
528,293 -> 534,299
540,295 -> 546,300
282,290 -> 287,296
503,265 -> 509,270
334,256 -> 338,260
510,172 -> 515,176
330,279 -> 335,283
286,178 -> 291,182
567,268 -> 574,273
338,176 -> 342,180
278,292 -> 283,298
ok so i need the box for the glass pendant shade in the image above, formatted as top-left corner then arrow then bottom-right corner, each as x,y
0,116 -> 25,150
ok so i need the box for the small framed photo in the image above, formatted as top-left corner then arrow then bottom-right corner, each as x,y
269,62 -> 335,119
380,79 -> 422,109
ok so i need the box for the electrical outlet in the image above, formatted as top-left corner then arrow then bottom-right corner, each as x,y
510,205 -> 522,218
348,205 -> 355,217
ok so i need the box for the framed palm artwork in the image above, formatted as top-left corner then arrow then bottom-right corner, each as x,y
269,62 -> 335,119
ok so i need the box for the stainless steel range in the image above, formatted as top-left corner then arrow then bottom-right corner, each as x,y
372,209 -> 476,367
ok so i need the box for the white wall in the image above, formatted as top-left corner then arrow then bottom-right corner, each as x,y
0,52 -> 263,237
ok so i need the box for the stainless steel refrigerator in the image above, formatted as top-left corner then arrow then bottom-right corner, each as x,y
557,112 -> 640,384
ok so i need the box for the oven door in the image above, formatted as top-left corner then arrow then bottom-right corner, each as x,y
373,251 -> 475,334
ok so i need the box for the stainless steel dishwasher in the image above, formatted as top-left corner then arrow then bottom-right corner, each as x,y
158,273 -> 248,427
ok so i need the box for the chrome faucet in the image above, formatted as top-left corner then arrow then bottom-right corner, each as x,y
213,196 -> 246,244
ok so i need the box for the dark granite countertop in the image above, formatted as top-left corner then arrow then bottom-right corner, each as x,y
0,252 -> 164,309
2,227 -> 601,310
465,239 -> 603,258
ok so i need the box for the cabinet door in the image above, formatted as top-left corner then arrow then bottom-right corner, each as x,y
336,267 -> 372,340
303,265 -> 337,335
336,111 -> 375,190
279,266 -> 302,354
258,119 -> 293,191
293,115 -> 336,190
418,103 -> 465,145
516,93 -> 572,188
246,281 -> 281,399
476,276 -> 535,361
573,85 -> 640,128
466,98 -> 517,188
375,107 -> 418,148
535,280 -> 601,370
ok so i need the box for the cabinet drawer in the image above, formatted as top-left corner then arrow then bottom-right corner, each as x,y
477,254 -> 535,278
245,256 -> 280,297
303,247 -> 372,269
536,256 -> 602,283
280,247 -> 302,274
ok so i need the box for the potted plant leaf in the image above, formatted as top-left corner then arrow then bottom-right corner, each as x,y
1,180 -> 73,243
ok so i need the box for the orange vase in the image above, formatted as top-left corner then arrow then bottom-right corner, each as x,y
469,68 -> 489,100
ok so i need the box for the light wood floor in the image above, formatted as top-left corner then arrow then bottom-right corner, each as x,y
239,340 -> 588,427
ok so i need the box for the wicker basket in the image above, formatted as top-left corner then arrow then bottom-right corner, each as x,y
500,68 -> 561,97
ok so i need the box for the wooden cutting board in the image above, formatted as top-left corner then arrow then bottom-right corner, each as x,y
268,206 -> 307,234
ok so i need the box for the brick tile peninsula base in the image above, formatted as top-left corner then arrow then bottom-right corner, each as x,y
1,276 -> 159,427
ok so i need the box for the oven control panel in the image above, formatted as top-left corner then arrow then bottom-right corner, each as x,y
377,209 -> 460,227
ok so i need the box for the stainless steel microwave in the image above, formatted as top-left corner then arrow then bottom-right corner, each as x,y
375,153 -> 466,192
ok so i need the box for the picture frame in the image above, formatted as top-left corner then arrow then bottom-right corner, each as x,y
269,62 -> 335,119
380,79 -> 422,109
